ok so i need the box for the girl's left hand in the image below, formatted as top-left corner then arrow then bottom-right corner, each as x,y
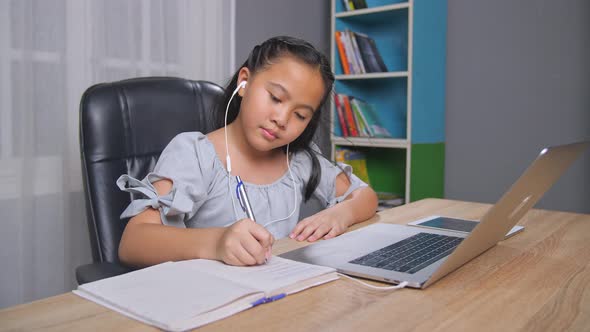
289,208 -> 352,242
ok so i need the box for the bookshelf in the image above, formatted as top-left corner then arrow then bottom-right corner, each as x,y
330,0 -> 447,204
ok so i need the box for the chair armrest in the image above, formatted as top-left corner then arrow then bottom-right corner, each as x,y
76,262 -> 136,285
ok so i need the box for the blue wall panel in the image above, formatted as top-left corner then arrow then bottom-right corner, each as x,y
411,0 -> 447,143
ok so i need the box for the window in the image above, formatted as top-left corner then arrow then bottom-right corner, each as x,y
0,0 -> 232,199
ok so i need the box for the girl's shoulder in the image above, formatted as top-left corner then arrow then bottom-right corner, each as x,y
161,131 -> 223,170
167,131 -> 212,153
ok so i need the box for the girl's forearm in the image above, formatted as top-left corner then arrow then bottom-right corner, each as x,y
338,186 -> 378,226
118,222 -> 223,267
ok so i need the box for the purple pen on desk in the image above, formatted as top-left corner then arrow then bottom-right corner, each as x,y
251,293 -> 286,307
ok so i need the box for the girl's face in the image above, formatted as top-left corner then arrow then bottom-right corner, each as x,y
236,56 -> 325,153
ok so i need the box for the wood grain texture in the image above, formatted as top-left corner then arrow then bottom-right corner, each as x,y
1,199 -> 589,332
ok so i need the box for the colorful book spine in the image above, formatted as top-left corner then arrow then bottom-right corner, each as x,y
334,94 -> 349,136
342,30 -> 360,74
341,0 -> 350,11
341,94 -> 358,136
348,0 -> 355,10
350,98 -> 369,136
350,31 -> 366,74
335,31 -> 350,75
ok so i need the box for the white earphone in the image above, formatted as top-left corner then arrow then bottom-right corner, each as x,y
224,81 -> 247,174
223,79 -> 298,228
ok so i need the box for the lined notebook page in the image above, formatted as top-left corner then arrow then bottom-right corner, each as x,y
177,256 -> 337,293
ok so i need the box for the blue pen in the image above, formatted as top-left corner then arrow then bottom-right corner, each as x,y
236,175 -> 256,222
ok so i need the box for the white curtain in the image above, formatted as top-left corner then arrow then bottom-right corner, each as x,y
0,0 -> 234,309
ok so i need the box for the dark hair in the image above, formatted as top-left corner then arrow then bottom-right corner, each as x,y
215,36 -> 334,202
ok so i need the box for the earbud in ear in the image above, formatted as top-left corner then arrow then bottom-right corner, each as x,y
232,81 -> 247,95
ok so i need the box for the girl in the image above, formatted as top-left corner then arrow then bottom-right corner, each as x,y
117,36 -> 378,268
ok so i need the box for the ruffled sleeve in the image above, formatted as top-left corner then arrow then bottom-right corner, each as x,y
291,143 -> 368,208
316,158 -> 368,208
116,132 -> 213,227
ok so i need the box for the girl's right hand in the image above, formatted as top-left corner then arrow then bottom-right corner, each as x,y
216,219 -> 274,266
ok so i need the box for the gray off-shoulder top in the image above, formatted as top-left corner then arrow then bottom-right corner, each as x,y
117,132 -> 367,239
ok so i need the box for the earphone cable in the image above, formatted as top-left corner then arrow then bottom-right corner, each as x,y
225,83 -> 242,222
262,144 -> 298,228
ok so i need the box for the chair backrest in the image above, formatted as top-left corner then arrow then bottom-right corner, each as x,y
79,77 -> 224,263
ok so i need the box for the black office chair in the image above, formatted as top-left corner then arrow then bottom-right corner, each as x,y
76,77 -> 224,285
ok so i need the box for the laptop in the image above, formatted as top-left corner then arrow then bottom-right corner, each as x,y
281,141 -> 589,289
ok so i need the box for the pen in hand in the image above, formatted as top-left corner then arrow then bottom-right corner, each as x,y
236,176 -> 271,263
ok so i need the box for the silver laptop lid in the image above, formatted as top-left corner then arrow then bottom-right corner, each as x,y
423,141 -> 589,288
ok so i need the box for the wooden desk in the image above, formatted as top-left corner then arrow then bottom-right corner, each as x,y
2,199 -> 590,331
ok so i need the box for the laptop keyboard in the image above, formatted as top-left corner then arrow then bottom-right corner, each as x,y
349,232 -> 464,274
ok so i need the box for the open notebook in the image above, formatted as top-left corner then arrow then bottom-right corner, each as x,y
73,256 -> 338,331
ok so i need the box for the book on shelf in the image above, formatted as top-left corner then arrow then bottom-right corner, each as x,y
353,0 -> 368,10
334,94 -> 361,137
342,30 -> 361,74
353,32 -> 388,73
342,0 -> 353,11
334,93 -> 392,138
350,98 -> 393,138
73,256 -> 338,331
334,30 -> 356,74
334,31 -> 350,75
335,147 -> 371,185
341,0 -> 367,11
333,94 -> 349,136
335,30 -> 387,75
349,30 -> 366,74
340,94 -> 359,136
350,99 -> 370,137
